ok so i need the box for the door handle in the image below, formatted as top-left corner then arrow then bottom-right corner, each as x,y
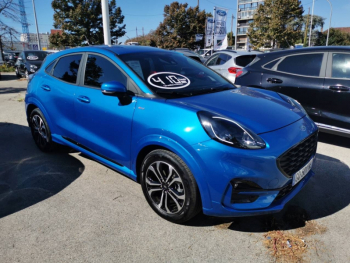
329,85 -> 349,91
267,78 -> 283,84
41,85 -> 51,91
77,96 -> 90,103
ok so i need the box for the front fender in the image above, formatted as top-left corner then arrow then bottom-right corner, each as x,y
132,134 -> 213,210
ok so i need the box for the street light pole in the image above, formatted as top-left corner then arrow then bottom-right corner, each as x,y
325,0 -> 333,46
101,0 -> 111,45
32,0 -> 41,50
308,0 -> 315,47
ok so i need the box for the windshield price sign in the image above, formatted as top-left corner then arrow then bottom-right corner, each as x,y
147,72 -> 190,89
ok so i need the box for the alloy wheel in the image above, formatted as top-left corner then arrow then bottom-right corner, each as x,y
145,161 -> 185,214
31,114 -> 48,148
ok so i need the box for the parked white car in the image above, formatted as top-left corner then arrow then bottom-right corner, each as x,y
204,50 -> 261,83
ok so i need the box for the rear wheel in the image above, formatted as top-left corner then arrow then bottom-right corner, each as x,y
140,149 -> 201,223
29,108 -> 56,152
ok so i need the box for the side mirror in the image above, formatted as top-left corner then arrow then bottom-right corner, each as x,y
101,81 -> 127,95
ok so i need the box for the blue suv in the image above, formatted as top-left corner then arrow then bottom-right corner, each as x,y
25,46 -> 318,223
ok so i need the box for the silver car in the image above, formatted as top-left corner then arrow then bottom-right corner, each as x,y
205,50 -> 261,83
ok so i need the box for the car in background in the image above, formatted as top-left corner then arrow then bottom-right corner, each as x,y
15,50 -> 48,78
3,51 -> 20,66
235,46 -> 350,138
197,48 -> 214,59
204,50 -> 261,83
171,48 -> 205,63
25,45 -> 318,223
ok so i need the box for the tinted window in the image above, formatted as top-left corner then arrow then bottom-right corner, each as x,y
45,60 -> 56,74
332,53 -> 350,79
235,55 -> 256,67
277,53 -> 323,76
206,55 -> 219,66
263,59 -> 280,69
24,51 -> 47,61
216,54 -> 232,65
84,55 -> 127,88
53,54 -> 82,84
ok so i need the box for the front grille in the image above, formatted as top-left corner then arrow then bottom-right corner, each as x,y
277,132 -> 318,178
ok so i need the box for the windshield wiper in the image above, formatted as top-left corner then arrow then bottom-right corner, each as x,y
155,90 -> 192,97
190,86 -> 234,96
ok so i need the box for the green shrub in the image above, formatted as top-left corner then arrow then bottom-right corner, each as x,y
0,64 -> 15,72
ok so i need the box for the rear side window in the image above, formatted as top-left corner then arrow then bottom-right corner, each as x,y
263,59 -> 280,69
84,54 -> 127,88
53,54 -> 82,84
216,54 -> 232,65
235,55 -> 256,67
206,54 -> 219,66
277,53 -> 323,77
45,60 -> 56,74
332,53 -> 350,79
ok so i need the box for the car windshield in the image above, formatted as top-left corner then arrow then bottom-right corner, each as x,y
197,50 -> 206,55
24,51 -> 48,61
119,51 -> 235,98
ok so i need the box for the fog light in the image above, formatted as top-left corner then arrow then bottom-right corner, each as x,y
230,179 -> 262,204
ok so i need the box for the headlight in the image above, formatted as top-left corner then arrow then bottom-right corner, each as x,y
278,93 -> 306,115
30,64 -> 37,69
197,111 -> 266,149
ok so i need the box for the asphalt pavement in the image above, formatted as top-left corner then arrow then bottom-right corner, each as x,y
1,72 -> 350,262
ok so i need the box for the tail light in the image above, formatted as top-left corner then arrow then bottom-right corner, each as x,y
228,67 -> 241,74
236,68 -> 247,78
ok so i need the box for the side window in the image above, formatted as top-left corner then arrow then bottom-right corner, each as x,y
84,54 -> 127,88
206,55 -> 219,66
53,54 -> 82,84
277,53 -> 323,77
45,60 -> 56,74
263,59 -> 280,69
331,53 -> 350,79
216,54 -> 232,65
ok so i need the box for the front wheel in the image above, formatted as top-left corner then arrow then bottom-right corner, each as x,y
140,149 -> 201,223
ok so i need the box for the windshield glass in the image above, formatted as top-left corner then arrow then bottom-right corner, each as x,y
24,51 -> 48,61
197,50 -> 206,55
119,51 -> 235,98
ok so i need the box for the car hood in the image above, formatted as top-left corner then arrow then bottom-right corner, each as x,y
168,87 -> 306,134
26,60 -> 43,67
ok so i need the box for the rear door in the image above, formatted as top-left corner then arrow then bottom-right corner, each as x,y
209,53 -> 232,77
321,52 -> 350,130
260,52 -> 326,123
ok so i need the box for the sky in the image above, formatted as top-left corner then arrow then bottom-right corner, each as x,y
8,0 -> 350,44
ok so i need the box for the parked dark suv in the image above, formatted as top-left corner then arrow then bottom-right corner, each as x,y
235,47 -> 350,138
15,51 -> 48,78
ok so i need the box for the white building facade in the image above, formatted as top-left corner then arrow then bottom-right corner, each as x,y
20,32 -> 50,50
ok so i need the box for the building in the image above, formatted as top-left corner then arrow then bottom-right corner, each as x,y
236,0 -> 264,50
20,32 -> 50,50
324,27 -> 350,34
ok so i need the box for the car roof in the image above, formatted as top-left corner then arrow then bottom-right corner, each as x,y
258,46 -> 350,58
214,50 -> 260,57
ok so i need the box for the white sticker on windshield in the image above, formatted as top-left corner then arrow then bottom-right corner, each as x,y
147,72 -> 190,89
27,56 -> 39,60
126,60 -> 144,80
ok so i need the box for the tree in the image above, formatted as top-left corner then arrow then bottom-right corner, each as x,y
315,28 -> 350,46
248,0 -> 303,48
0,0 -> 20,61
125,30 -> 158,47
227,32 -> 235,46
290,14 -> 325,45
49,0 -> 126,47
154,2 -> 209,49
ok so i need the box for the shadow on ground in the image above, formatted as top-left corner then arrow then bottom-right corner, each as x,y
186,152 -> 350,232
0,73 -> 23,81
318,132 -> 350,148
0,87 -> 27,94
0,122 -> 84,218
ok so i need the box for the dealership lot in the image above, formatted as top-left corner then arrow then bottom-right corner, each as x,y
1,72 -> 350,262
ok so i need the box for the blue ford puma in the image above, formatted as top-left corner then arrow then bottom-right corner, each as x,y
25,46 -> 318,223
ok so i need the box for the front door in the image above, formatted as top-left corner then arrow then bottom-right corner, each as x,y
74,53 -> 136,168
321,52 -> 350,130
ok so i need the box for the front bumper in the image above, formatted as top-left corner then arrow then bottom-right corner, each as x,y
191,115 -> 318,217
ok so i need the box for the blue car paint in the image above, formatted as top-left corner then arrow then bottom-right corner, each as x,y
25,46 -> 318,217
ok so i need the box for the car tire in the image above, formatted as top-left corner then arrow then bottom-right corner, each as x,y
15,67 -> 21,78
29,108 -> 56,152
140,149 -> 201,223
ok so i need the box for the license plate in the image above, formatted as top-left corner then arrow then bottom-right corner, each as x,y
292,157 -> 314,186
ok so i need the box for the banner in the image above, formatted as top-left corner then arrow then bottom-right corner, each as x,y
216,35 -> 228,50
195,34 -> 203,42
213,7 -> 229,50
205,17 -> 214,48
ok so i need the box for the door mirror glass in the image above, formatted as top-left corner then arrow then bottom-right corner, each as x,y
101,81 -> 127,95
